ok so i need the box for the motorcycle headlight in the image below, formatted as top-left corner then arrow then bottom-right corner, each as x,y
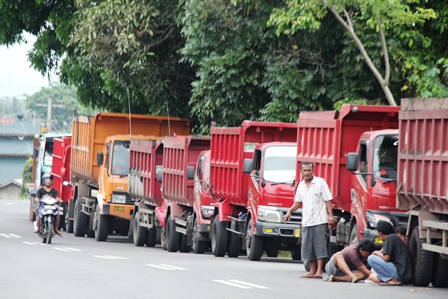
111,194 -> 126,203
201,206 -> 214,219
258,207 -> 282,223
366,212 -> 393,228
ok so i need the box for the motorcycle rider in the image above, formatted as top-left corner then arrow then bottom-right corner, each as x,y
34,173 -> 63,237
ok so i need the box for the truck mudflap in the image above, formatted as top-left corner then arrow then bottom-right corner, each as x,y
102,204 -> 133,220
255,221 -> 301,238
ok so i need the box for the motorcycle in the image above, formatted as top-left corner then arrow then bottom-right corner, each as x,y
37,194 -> 63,244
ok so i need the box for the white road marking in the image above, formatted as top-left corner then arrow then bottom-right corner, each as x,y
145,264 -> 188,271
228,280 -> 270,289
22,241 -> 46,245
53,247 -> 82,252
212,280 -> 252,289
0,233 -> 11,238
0,233 -> 21,238
93,255 -> 128,260
2,203 -> 16,205
8,234 -> 21,238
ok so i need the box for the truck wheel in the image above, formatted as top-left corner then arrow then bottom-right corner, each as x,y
291,249 -> 301,261
146,228 -> 157,247
74,201 -> 87,237
179,234 -> 191,253
227,233 -> 242,258
29,198 -> 36,222
133,212 -> 146,247
266,249 -> 279,258
95,205 -> 108,242
87,210 -> 95,238
349,224 -> 358,244
211,217 -> 227,257
246,222 -> 263,261
67,218 -> 74,234
432,253 -> 448,288
192,227 -> 207,254
410,226 -> 434,287
166,218 -> 179,252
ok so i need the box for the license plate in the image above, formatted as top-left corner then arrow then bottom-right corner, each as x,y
114,206 -> 124,212
294,229 -> 301,238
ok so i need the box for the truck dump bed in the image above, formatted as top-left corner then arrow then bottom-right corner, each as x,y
210,121 -> 297,206
128,137 -> 164,207
71,112 -> 191,185
397,98 -> 448,214
297,105 -> 400,211
162,136 -> 211,206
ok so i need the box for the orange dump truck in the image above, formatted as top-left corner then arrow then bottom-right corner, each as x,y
70,112 -> 190,241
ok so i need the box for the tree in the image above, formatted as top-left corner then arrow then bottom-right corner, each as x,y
267,0 -> 437,106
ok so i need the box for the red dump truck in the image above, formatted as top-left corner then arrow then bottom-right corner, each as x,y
208,121 -> 301,261
70,112 -> 190,241
395,98 -> 448,288
51,136 -> 74,231
161,135 -> 212,253
298,105 -> 406,250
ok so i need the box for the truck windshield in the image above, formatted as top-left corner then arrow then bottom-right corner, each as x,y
263,145 -> 296,183
112,141 -> 130,176
372,134 -> 398,180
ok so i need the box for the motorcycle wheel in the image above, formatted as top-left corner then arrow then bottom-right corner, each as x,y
46,222 -> 53,244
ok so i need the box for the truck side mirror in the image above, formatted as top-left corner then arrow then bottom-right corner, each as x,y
187,166 -> 195,180
346,153 -> 358,171
97,152 -> 104,166
33,147 -> 39,159
243,159 -> 253,174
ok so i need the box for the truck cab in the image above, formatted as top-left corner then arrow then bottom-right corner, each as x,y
347,129 -> 407,245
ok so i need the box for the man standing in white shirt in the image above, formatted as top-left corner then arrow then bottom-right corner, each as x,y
284,161 -> 334,279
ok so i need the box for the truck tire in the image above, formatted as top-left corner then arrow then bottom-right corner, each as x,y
95,205 -> 108,242
291,249 -> 301,261
133,212 -> 146,247
192,231 -> 207,254
66,218 -> 74,234
87,211 -> 95,238
266,249 -> 279,258
246,222 -> 263,261
29,198 -> 35,222
166,218 -> 179,252
179,234 -> 191,253
410,226 -> 433,287
146,228 -> 157,247
227,233 -> 242,258
349,224 -> 358,244
73,201 -> 87,237
432,253 -> 448,288
211,217 -> 227,257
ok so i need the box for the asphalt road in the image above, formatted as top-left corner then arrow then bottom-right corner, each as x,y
0,200 -> 446,299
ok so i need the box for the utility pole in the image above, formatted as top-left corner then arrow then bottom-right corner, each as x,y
35,92 -> 64,132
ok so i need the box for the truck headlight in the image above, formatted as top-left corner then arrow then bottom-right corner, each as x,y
111,194 -> 126,203
258,207 -> 282,223
366,212 -> 393,228
201,206 -> 214,219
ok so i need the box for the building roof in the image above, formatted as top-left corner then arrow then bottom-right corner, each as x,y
0,137 -> 34,156
0,120 -> 40,136
0,157 -> 28,184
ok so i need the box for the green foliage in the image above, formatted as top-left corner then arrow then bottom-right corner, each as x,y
67,0 -> 195,117
20,157 -> 33,199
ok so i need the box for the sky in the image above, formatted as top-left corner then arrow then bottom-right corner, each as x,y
0,33 -> 58,99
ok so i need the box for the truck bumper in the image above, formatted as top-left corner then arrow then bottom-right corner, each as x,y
364,228 -> 384,248
255,221 -> 301,238
102,204 -> 133,220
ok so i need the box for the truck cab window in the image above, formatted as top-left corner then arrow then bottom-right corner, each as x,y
112,141 -> 130,176
373,135 -> 398,179
357,143 -> 368,183
263,146 -> 296,183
